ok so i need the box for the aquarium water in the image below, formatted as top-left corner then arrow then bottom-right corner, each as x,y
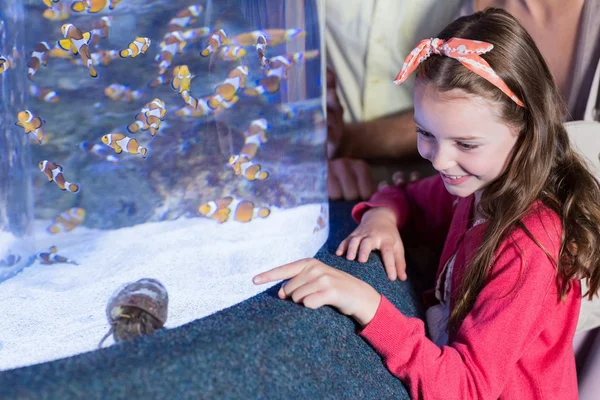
0,0 -> 327,370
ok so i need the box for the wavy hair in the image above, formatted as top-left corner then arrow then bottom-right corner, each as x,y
415,8 -> 600,331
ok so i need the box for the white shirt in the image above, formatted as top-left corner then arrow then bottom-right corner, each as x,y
325,0 -> 463,122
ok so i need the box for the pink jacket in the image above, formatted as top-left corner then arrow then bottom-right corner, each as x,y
352,175 -> 580,399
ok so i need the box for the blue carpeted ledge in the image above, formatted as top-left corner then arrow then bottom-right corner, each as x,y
0,202 -> 424,399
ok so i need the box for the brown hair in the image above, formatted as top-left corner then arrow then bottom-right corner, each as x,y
415,8 -> 600,331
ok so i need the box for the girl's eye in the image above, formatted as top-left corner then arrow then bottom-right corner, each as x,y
457,142 -> 478,150
416,128 -> 433,138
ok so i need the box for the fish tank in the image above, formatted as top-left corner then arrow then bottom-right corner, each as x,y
0,0 -> 327,370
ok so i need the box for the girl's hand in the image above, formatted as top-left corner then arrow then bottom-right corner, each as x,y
252,258 -> 382,327
336,207 -> 407,281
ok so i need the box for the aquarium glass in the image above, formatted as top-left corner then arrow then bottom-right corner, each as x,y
0,0 -> 327,370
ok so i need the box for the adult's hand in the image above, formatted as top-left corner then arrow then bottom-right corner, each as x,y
328,158 -> 376,201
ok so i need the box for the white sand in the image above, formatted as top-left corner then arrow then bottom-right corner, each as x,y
0,203 -> 328,371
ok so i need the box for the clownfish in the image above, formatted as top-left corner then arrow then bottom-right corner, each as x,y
201,29 -> 228,57
39,160 -> 80,192
29,84 -> 60,103
198,196 -> 270,224
244,75 -> 282,97
167,5 -> 204,32
171,65 -> 192,93
230,28 -> 305,47
240,118 -> 268,159
208,65 -> 248,109
102,133 -> 148,157
104,84 -> 142,103
36,246 -> 78,265
120,37 -> 151,58
127,103 -> 151,133
42,2 -> 71,21
42,0 -> 61,7
70,0 -> 108,13
219,46 -> 246,61
228,155 -> 269,181
27,42 -> 52,80
175,95 -> 238,118
89,16 -> 112,48
47,207 -> 86,234
16,110 -> 46,143
57,23 -> 97,78
144,99 -> 167,136
0,56 -> 11,75
155,31 -> 187,75
256,35 -> 269,68
181,27 -> 211,42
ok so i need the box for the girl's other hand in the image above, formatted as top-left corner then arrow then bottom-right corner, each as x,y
252,258 -> 382,327
336,207 -> 407,281
377,170 -> 420,191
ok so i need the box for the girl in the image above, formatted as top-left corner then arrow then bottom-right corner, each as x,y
253,8 -> 600,399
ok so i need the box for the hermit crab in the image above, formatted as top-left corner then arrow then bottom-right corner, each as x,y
99,278 -> 169,348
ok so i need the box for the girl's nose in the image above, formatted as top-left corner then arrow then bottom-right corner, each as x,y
431,147 -> 457,171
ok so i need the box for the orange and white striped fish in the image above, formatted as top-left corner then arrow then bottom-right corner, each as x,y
230,28 -> 305,47
47,207 -> 86,234
171,65 -> 192,93
89,16 -> 112,48
102,133 -> 148,157
104,84 -> 142,103
29,84 -> 59,103
198,196 -> 270,223
219,45 -> 246,61
256,35 -> 269,68
16,110 -> 46,143
120,37 -> 151,58
201,29 -> 228,57
228,155 -> 269,181
127,103 -> 152,133
155,31 -> 186,75
0,56 -> 11,75
70,0 -> 108,13
167,5 -> 204,32
313,204 -> 328,233
175,95 -> 238,118
180,27 -> 211,43
27,42 -> 52,80
42,1 -> 71,21
144,98 -> 167,136
240,118 -> 268,159
208,65 -> 248,109
36,246 -> 78,265
39,160 -> 80,192
57,23 -> 97,78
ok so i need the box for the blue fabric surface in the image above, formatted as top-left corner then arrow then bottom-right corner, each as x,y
0,202 -> 424,400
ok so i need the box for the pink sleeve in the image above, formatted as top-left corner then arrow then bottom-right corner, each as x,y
358,228 -> 564,399
351,175 -> 456,247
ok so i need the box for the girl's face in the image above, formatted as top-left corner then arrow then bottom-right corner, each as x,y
414,82 -> 519,198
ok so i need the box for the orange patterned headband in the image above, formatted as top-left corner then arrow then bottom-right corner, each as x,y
394,37 -> 525,107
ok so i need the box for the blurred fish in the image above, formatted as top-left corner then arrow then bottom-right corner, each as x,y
148,74 -> 168,88
71,0 -> 109,13
313,205 -> 328,233
219,45 -> 246,61
80,141 -> 119,164
255,34 -> 269,68
240,118 -> 268,159
102,132 -> 148,157
167,5 -> 204,32
29,84 -> 59,103
0,254 -> 20,268
42,0 -> 61,7
104,83 -> 142,103
201,29 -> 228,57
42,2 -> 71,21
16,110 -> 46,143
47,207 -> 86,234
57,23 -> 97,78
180,27 -> 211,42
171,65 -> 192,93
208,65 -> 248,109
39,160 -> 80,192
89,16 -> 112,48
0,56 -> 11,75
144,99 -> 167,136
73,49 -> 120,67
228,155 -> 269,181
243,75 -> 282,96
155,31 -> 186,74
230,29 -> 305,47
27,42 -> 51,80
36,246 -> 78,265
127,103 -> 151,133
120,37 -> 151,58
47,45 -> 72,60
198,196 -> 270,223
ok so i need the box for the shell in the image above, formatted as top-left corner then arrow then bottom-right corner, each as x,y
106,278 -> 169,325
